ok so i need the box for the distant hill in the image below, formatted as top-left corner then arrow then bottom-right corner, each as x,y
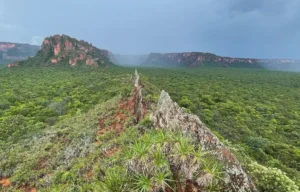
142,52 -> 300,71
143,52 -> 261,68
0,42 -> 40,64
8,35 -> 112,67
4,36 -> 300,71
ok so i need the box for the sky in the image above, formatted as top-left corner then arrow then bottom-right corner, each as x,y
0,0 -> 299,59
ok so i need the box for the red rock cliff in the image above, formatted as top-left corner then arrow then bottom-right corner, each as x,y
40,34 -> 110,67
8,34 -> 110,67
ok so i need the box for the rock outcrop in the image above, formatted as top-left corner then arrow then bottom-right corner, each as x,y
133,69 -> 144,122
7,35 -> 111,67
41,35 -> 110,66
151,90 -> 256,191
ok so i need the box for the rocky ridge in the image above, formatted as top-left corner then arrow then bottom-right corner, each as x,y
149,89 -> 255,191
131,69 -> 256,191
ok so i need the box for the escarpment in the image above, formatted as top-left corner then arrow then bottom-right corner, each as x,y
143,52 -> 262,68
143,52 -> 300,70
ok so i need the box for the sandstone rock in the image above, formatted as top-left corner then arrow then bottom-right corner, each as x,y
133,69 -> 144,122
11,34 -> 110,67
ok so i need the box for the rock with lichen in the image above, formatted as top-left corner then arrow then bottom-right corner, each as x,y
150,90 -> 256,192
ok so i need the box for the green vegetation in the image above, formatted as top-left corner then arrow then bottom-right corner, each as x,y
0,67 -> 225,191
138,67 -> 300,186
0,65 -> 300,191
0,66 -> 132,145
248,162 -> 299,192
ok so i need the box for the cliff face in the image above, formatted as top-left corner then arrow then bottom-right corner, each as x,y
0,42 -> 40,64
8,35 -> 111,67
144,52 -> 261,68
41,35 -> 110,67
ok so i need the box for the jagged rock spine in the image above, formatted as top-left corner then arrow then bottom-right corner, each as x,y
150,90 -> 256,192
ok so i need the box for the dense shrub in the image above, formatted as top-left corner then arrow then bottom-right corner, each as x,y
248,162 -> 299,192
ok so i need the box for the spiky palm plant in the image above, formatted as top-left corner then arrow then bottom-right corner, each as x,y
125,129 -> 225,191
152,144 -> 169,168
191,146 -> 208,165
133,174 -> 153,192
169,135 -> 194,172
132,141 -> 151,162
97,166 -> 128,192
153,171 -> 173,190
196,159 -> 224,190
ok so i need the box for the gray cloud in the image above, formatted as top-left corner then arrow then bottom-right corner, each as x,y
0,0 -> 299,59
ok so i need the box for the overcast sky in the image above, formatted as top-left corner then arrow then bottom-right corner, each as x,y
0,0 -> 299,58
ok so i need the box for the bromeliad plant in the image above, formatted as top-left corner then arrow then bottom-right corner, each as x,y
124,129 -> 225,191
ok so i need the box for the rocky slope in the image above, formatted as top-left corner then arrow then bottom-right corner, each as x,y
0,42 -> 40,64
7,35 -> 111,67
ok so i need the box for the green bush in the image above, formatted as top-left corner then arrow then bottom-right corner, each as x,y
248,162 -> 299,192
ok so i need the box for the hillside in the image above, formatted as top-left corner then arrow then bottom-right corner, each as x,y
7,35 -> 111,68
0,68 -> 257,191
0,42 -> 40,64
0,65 -> 299,191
